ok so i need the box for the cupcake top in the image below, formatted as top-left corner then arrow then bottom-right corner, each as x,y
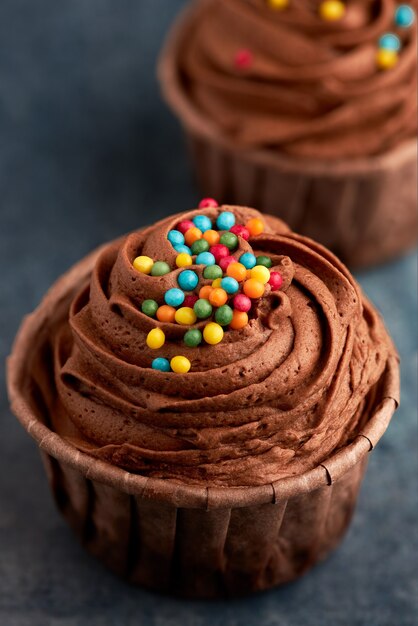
52,203 -> 396,487
174,0 -> 417,158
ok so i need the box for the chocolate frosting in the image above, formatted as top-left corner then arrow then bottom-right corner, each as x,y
176,0 -> 417,158
52,206 -> 395,487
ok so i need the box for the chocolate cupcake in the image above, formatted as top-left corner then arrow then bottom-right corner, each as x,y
159,0 -> 417,267
8,205 -> 399,597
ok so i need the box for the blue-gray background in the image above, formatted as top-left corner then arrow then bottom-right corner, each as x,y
0,2 -> 417,625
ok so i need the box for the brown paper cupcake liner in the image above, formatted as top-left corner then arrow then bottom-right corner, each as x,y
158,0 -> 418,269
7,251 -> 400,598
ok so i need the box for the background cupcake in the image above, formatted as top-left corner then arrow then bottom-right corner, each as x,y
159,0 -> 417,268
8,205 -> 399,598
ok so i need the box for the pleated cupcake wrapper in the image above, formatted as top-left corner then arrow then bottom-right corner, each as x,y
158,0 -> 418,269
7,248 -> 400,597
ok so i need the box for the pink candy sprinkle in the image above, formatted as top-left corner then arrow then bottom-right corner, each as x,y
269,271 -> 283,290
210,244 -> 230,263
235,49 -> 253,70
230,224 -> 250,241
233,294 -> 252,313
184,294 -> 199,308
177,220 -> 195,235
219,255 -> 236,271
199,198 -> 219,208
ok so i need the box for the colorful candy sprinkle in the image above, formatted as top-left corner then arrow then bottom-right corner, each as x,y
184,329 -> 203,347
395,5 -> 415,28
230,310 -> 249,330
250,265 -> 271,285
157,305 -> 176,323
239,252 -> 257,269
146,328 -> 165,349
376,48 -> 398,70
267,0 -> 289,9
194,298 -> 213,319
164,288 -> 185,307
203,230 -> 220,246
221,276 -> 240,294
319,1 -> 345,21
203,322 -> 224,345
193,215 -> 212,232
219,255 -> 236,272
233,294 -> 252,312
191,239 -> 210,255
199,198 -> 218,208
178,270 -> 199,291
133,255 -> 153,274
196,251 -> 216,266
210,244 -> 230,263
152,357 -> 171,372
141,299 -> 158,317
216,211 -> 236,230
170,356 -> 191,374
243,279 -> 265,299
230,224 -> 250,241
177,220 -> 195,235
235,48 -> 253,70
256,255 -> 273,269
167,230 -> 185,246
174,244 -> 192,254
175,307 -> 197,325
269,271 -> 283,290
219,232 -> 238,251
212,278 -> 223,289
151,261 -> 170,276
184,227 -> 203,246
203,264 -> 223,280
246,218 -> 264,236
379,33 -> 401,52
209,288 -> 228,307
215,304 -> 234,326
226,262 -> 247,282
199,285 -> 213,300
176,252 -> 193,268
184,294 -> 199,308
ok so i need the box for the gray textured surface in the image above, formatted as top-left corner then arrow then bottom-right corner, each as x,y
0,1 -> 417,625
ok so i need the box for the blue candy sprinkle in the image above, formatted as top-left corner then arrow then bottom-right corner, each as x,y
221,277 -> 239,294
164,288 -> 185,307
195,251 -> 216,266
379,33 -> 401,51
167,230 -> 185,246
152,358 -> 171,372
239,252 -> 257,269
174,244 -> 192,254
178,270 -> 199,291
193,215 -> 213,232
395,4 -> 415,28
216,211 -> 236,231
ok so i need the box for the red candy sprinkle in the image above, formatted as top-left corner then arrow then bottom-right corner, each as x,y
269,271 -> 283,290
177,220 -> 195,235
235,48 -> 253,70
199,197 -> 219,208
230,224 -> 250,241
219,255 -> 236,271
184,294 -> 199,308
233,294 -> 252,312
210,244 -> 230,263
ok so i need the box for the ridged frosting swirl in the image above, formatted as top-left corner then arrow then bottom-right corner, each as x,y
53,206 -> 394,486
176,0 -> 417,157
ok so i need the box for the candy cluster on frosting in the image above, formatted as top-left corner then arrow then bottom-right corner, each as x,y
131,200 -> 283,374
177,0 -> 417,157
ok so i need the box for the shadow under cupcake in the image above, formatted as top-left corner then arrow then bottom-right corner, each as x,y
159,0 -> 417,268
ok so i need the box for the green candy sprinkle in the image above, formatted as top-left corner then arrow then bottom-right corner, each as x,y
215,304 -> 233,326
151,261 -> 171,276
191,239 -> 210,255
194,298 -> 213,319
203,264 -> 223,280
184,329 -> 203,347
256,256 -> 272,269
219,232 -> 238,251
141,299 -> 159,317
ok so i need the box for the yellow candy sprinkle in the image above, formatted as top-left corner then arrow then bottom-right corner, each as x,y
250,265 -> 271,285
171,356 -> 191,374
212,278 -> 223,289
319,1 -> 345,21
203,322 -> 224,345
133,255 -> 154,275
175,307 -> 197,325
376,49 -> 398,70
267,0 -> 288,9
176,253 -> 193,268
146,328 -> 165,349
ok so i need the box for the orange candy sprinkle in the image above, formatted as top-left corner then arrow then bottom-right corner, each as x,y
227,262 -> 247,282
209,288 -> 228,307
199,285 -> 213,300
203,229 -> 220,246
184,227 -> 203,246
156,305 -> 176,323
246,218 -> 264,236
230,310 -> 248,330
243,279 -> 265,299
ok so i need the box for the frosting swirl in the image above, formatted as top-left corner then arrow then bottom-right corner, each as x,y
53,206 -> 395,486
176,0 -> 417,158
